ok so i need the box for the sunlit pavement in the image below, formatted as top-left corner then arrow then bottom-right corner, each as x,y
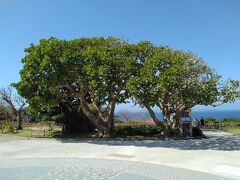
0,158 -> 227,180
0,130 -> 240,179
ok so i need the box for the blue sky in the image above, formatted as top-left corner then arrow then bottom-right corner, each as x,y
0,0 -> 240,111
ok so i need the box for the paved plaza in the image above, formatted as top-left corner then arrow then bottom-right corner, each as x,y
0,158 -> 227,180
0,130 -> 240,179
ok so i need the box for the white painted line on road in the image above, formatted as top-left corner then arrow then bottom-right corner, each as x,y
212,165 -> 240,178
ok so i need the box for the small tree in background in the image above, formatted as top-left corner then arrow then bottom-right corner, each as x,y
0,86 -> 26,130
0,102 -> 7,120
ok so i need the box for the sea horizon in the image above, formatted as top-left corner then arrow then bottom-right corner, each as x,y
115,109 -> 240,121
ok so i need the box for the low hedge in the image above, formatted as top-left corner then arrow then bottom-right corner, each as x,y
113,125 -> 162,136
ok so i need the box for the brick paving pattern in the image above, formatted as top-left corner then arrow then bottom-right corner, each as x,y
0,158 -> 228,180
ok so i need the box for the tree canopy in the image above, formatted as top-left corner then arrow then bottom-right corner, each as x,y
14,37 -> 137,136
14,37 -> 240,137
127,44 -> 240,135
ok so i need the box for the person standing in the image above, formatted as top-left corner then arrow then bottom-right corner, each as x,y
200,117 -> 205,126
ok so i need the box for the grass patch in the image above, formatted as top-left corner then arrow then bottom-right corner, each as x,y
0,121 -> 62,138
55,131 -> 96,139
220,118 -> 240,127
15,129 -> 62,138
115,120 -> 156,127
222,127 -> 240,136
218,118 -> 240,136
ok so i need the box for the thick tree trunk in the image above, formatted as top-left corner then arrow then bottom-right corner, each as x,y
78,90 -> 115,137
16,113 -> 23,130
97,104 -> 116,137
172,112 -> 180,128
104,110 -> 115,137
145,105 -> 165,134
162,107 -> 171,137
106,100 -> 116,137
173,113 -> 181,128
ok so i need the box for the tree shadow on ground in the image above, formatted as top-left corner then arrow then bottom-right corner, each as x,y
56,130 -> 240,151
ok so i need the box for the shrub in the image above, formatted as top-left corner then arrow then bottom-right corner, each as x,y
0,121 -> 15,133
220,118 -> 240,127
0,121 -> 3,133
114,118 -> 124,123
113,125 -> 162,136
205,117 -> 216,124
170,128 -> 180,137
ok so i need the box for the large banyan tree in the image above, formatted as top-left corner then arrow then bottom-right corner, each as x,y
14,37 -> 240,137
14,37 -> 137,137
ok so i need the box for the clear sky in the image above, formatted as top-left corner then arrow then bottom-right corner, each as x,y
0,0 -> 240,111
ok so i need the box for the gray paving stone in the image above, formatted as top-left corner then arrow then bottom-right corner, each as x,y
0,158 -> 228,180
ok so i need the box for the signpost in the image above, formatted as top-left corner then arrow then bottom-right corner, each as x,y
179,109 -> 192,137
